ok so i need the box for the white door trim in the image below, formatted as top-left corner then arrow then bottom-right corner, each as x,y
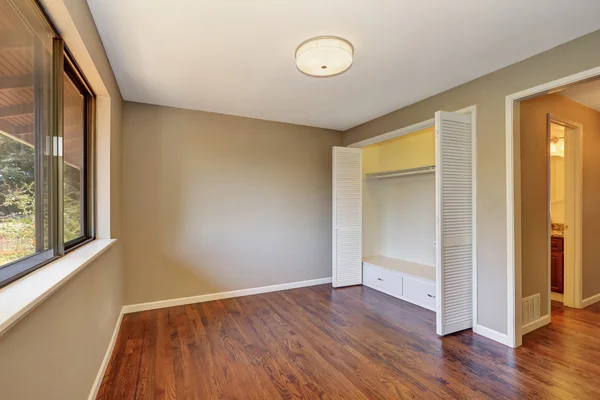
505,65 -> 600,348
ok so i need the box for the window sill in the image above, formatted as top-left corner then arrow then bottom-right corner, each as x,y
0,239 -> 117,337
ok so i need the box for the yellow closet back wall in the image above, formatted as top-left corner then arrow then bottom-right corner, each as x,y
362,127 -> 435,174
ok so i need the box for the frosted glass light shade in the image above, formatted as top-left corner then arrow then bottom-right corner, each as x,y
295,36 -> 353,77
550,138 -> 564,157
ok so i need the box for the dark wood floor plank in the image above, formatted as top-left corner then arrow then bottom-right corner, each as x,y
212,299 -> 285,400
195,299 -> 269,399
98,285 -> 600,399
97,313 -> 137,399
289,286 -> 512,399
222,297 -> 312,400
133,311 -> 157,400
236,293 -> 366,400
268,288 -> 442,398
155,309 -> 177,399
109,312 -> 146,400
300,286 -> 515,399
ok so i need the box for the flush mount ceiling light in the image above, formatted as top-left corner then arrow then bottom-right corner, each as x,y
550,137 -> 565,157
295,36 -> 353,77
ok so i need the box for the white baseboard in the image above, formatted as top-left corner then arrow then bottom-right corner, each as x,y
122,277 -> 333,314
473,324 -> 509,346
88,308 -> 124,400
582,292 -> 600,308
521,314 -> 551,335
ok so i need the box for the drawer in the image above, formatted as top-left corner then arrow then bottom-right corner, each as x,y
551,236 -> 564,252
402,276 -> 436,311
363,263 -> 403,297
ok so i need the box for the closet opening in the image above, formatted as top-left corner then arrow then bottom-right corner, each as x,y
362,127 -> 437,315
332,107 -> 477,336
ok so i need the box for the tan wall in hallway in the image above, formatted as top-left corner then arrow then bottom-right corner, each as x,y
343,29 -> 600,334
122,102 -> 342,304
520,93 -> 600,309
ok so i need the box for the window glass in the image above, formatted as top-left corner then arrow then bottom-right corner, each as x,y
0,0 -> 53,270
63,71 -> 85,243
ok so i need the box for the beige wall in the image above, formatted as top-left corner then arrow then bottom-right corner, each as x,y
363,176 -> 435,266
122,102 -> 342,304
0,1 -> 124,399
0,247 -> 122,400
520,93 -> 600,309
344,30 -> 600,334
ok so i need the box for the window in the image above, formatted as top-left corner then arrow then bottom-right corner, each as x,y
0,0 -> 94,288
63,59 -> 93,248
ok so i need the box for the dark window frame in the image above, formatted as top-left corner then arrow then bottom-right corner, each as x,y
63,53 -> 95,252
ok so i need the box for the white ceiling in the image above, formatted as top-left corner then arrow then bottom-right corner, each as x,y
87,0 -> 600,131
561,79 -> 600,112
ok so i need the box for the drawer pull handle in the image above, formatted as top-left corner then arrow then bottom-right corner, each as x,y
427,294 -> 435,298
377,278 -> 383,281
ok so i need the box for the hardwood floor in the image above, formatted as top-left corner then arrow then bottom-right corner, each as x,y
97,285 -> 600,399
551,299 -> 564,313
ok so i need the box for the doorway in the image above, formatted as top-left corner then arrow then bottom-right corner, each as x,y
507,67 -> 600,347
547,115 -> 582,312
519,111 -> 583,336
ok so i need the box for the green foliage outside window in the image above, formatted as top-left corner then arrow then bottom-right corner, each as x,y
0,133 -> 81,265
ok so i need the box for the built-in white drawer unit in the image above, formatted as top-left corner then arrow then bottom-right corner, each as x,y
363,263 -> 403,298
362,256 -> 436,312
402,275 -> 436,311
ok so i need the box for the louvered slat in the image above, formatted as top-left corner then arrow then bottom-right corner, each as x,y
435,111 -> 474,335
332,147 -> 362,287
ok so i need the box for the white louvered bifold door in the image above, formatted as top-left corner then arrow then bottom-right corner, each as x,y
332,147 -> 362,288
435,111 -> 474,336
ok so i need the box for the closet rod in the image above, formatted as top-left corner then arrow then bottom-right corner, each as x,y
365,165 -> 435,180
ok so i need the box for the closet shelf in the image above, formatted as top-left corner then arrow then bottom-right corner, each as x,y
365,165 -> 435,180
